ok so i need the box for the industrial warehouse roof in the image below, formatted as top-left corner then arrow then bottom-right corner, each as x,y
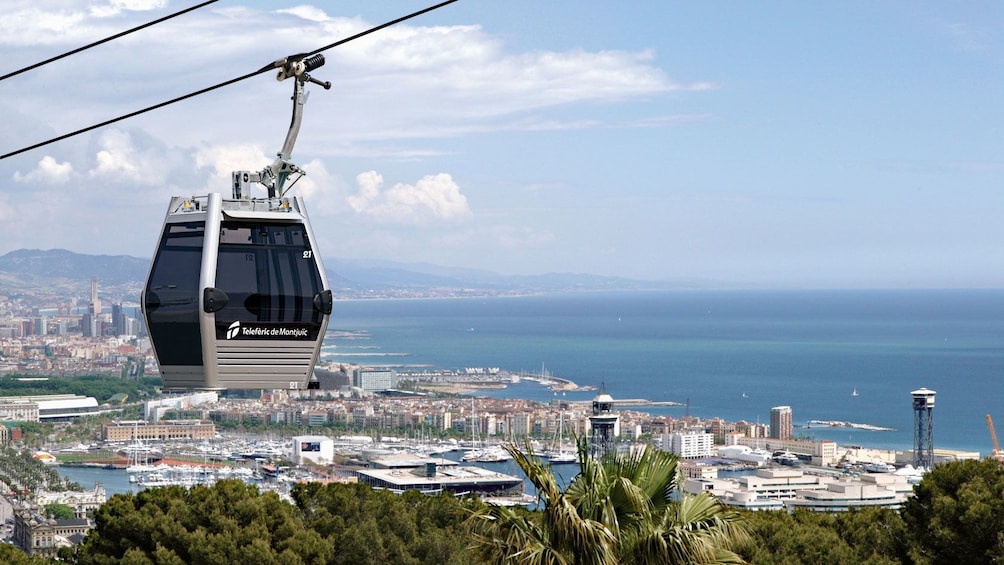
356,465 -> 522,492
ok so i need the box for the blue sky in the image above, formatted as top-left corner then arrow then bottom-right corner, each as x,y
0,1 -> 1001,288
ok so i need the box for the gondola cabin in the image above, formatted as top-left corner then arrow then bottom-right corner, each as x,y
142,193 -> 332,390
142,53 -> 335,391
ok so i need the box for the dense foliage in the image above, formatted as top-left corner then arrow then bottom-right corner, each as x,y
75,480 -> 331,564
7,458 -> 1003,564
0,543 -> 53,565
292,481 -> 480,564
739,507 -> 909,564
0,374 -> 160,403
901,458 -> 1004,564
44,502 -> 76,520
71,479 -> 479,565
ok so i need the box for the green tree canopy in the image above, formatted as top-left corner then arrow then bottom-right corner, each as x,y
739,507 -> 907,565
73,478 -> 480,565
0,543 -> 54,565
44,502 -> 76,520
291,481 -> 480,565
74,479 -> 331,565
901,458 -> 1004,564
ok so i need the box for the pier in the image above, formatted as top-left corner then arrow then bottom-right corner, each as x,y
610,399 -> 684,407
398,368 -> 598,393
805,420 -> 896,432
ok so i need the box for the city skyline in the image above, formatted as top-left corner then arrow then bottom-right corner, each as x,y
1,1 -> 1002,289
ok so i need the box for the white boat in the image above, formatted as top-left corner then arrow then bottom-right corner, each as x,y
894,464 -> 926,484
543,449 -> 577,464
462,398 -> 511,462
462,446 -> 511,463
543,410 -> 577,464
772,451 -> 801,466
864,461 -> 896,473
717,445 -> 771,466
126,463 -> 162,479
852,388 -> 859,397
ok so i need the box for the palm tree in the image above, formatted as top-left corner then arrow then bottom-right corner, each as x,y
467,437 -> 615,565
467,438 -> 750,564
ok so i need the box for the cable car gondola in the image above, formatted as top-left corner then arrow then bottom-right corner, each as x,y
142,55 -> 333,391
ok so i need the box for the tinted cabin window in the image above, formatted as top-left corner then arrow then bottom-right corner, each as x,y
215,221 -> 323,324
144,222 -> 205,366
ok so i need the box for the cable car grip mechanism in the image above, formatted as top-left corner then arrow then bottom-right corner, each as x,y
232,54 -> 331,201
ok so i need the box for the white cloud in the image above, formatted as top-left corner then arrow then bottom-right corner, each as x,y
111,0 -> 166,10
1,0 -> 166,46
277,5 -> 331,23
2,3 -> 686,159
347,170 -> 382,211
0,2 -> 702,271
0,9 -> 87,43
194,143 -> 271,194
90,0 -> 166,18
332,24 -> 686,118
13,156 -> 74,184
52,129 -> 194,196
347,171 -> 471,224
283,158 -> 348,216
90,130 -> 141,178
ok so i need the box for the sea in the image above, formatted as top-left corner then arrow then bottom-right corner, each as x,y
321,289 -> 1004,456
61,289 -> 1004,496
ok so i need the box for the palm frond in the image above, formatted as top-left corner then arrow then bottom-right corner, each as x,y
469,440 -> 749,565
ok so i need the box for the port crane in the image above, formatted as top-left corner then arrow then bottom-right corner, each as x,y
986,414 -> 1004,461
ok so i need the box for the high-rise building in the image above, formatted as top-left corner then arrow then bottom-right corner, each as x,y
112,304 -> 124,336
770,406 -> 793,440
89,277 -> 101,317
80,313 -> 94,338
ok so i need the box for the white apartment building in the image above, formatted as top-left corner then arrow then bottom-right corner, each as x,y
662,431 -> 715,459
353,368 -> 396,392
0,399 -> 40,422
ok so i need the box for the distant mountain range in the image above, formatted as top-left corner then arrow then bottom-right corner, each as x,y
0,249 -> 148,288
0,248 -> 691,296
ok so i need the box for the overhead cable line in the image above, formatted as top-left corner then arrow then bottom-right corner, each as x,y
260,0 -> 460,72
1,0 -> 459,161
0,0 -> 219,83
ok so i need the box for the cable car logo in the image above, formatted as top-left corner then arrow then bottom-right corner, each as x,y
222,321 -> 314,340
